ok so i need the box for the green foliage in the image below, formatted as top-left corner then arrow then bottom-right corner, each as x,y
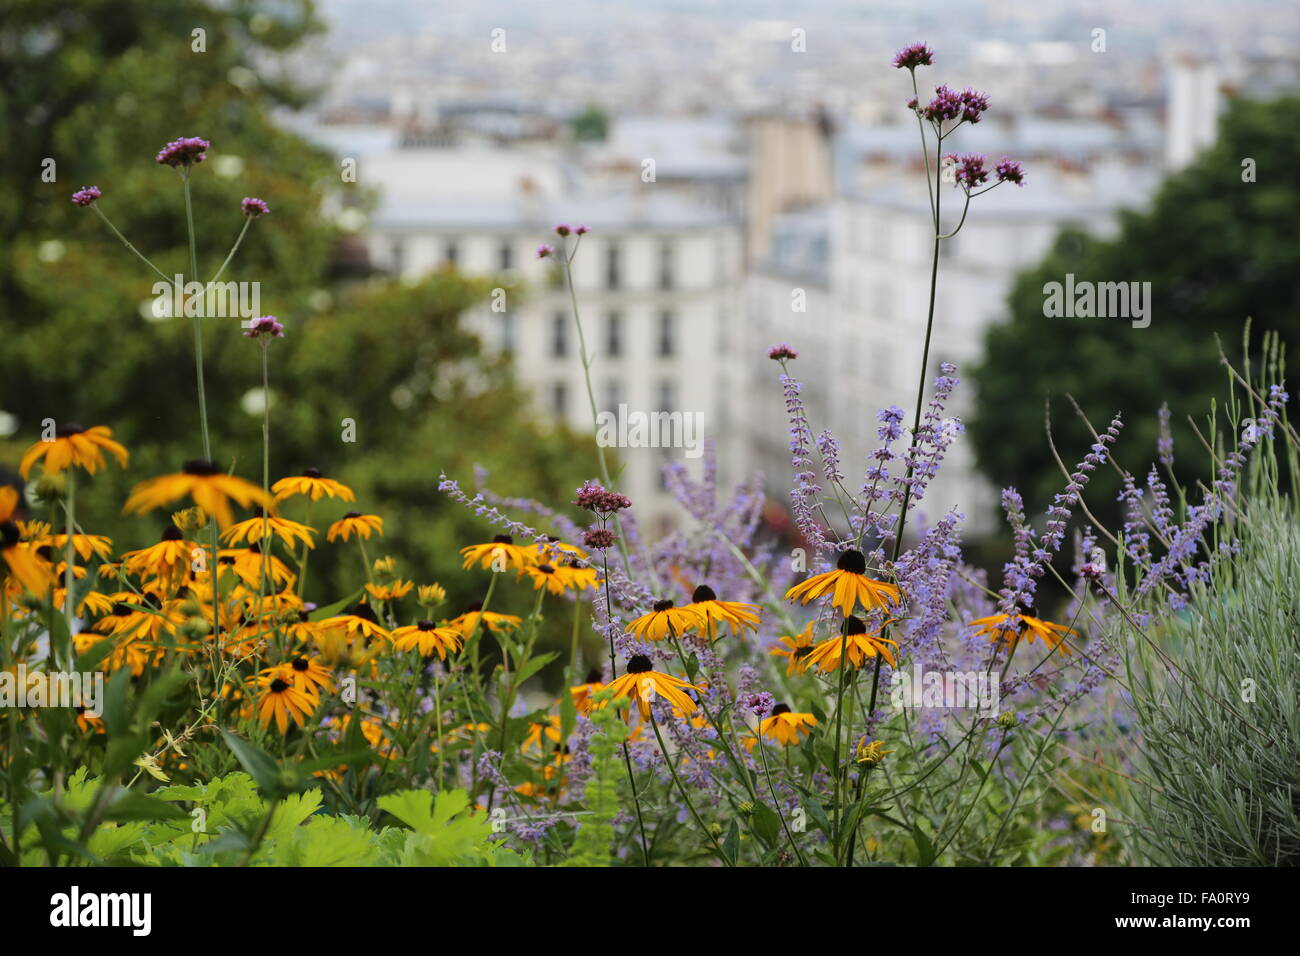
969,95 -> 1300,528
561,690 -> 627,867
1122,499 -> 1300,865
2,771 -> 529,866
571,105 -> 609,142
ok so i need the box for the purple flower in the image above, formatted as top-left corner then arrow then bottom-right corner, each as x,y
71,186 -> 101,207
554,223 -> 572,236
947,153 -> 989,188
574,481 -> 632,514
156,136 -> 211,168
243,315 -> 284,339
582,527 -> 617,550
536,244 -> 554,259
768,343 -> 799,361
575,224 -> 589,235
994,157 -> 1026,187
892,43 -> 935,70
241,197 -> 270,218
742,692 -> 775,718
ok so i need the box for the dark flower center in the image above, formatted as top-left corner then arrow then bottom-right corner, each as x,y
182,459 -> 222,476
692,584 -> 717,603
584,668 -> 602,684
417,620 -> 435,631
342,512 -> 361,520
627,654 -> 653,674
37,545 -> 53,561
653,599 -> 674,612
771,703 -> 791,716
302,467 -> 323,478
537,563 -> 555,574
291,657 -> 309,671
142,592 -> 160,608
161,525 -> 184,542
270,678 -> 290,693
298,610 -> 310,622
0,521 -> 18,548
352,603 -> 378,623
112,602 -> 131,616
55,422 -> 86,437
492,534 -> 514,544
836,549 -> 867,574
844,616 -> 868,636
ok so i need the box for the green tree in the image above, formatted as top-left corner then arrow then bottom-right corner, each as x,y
968,96 -> 1300,526
0,0 -> 591,615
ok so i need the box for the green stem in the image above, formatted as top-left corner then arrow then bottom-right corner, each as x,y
648,709 -> 729,866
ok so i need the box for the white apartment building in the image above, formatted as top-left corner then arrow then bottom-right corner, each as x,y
362,150 -> 746,534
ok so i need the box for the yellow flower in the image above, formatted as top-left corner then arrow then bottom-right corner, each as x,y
626,599 -> 705,642
569,670 -> 605,714
418,583 -> 447,605
554,562 -> 601,592
519,562 -> 571,596
19,423 -> 128,478
968,611 -> 1076,656
124,460 -> 276,529
271,467 -> 355,502
318,605 -> 392,644
855,739 -> 894,767
770,621 -> 816,675
448,604 -> 522,636
600,655 -> 700,720
804,616 -> 900,672
522,715 -> 562,754
272,655 -> 333,697
460,534 -> 536,572
759,705 -> 818,746
120,525 -> 196,595
391,620 -> 463,659
255,666 -> 319,734
326,512 -> 383,542
48,533 -> 114,562
685,584 -> 761,636
1,485 -> 54,597
535,538 -> 587,563
785,549 -> 902,618
364,580 -> 414,602
222,512 -> 316,550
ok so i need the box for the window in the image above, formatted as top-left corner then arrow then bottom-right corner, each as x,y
550,312 -> 568,358
498,240 -> 514,272
606,311 -> 623,357
604,380 -> 623,415
445,240 -> 459,267
657,379 -> 676,412
658,240 -> 674,290
551,382 -> 567,417
657,310 -> 675,357
606,242 -> 621,290
500,312 -> 515,354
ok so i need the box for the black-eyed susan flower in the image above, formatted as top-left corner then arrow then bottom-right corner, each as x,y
758,703 -> 818,746
255,667 -> 318,733
686,584 -> 761,637
1,486 -> 54,597
124,460 -> 276,529
272,467 -> 355,502
391,619 -> 463,659
417,583 -> 447,606
969,611 -> 1075,656
222,511 -> 316,550
19,423 -> 128,478
278,655 -> 333,697
805,616 -> 900,672
535,537 -> 587,564
785,548 -> 902,618
625,599 -> 705,642
448,603 -> 522,636
770,620 -> 816,675
519,562 -> 569,596
218,544 -> 295,590
522,715 -> 562,754
569,669 -> 605,714
460,534 -> 536,572
554,560 -> 601,593
327,512 -> 383,542
48,532 -> 114,562
121,525 -> 196,595
364,580 -> 413,602
318,603 -> 392,644
601,654 -> 700,720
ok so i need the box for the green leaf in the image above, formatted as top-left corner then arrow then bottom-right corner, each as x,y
219,729 -> 288,797
912,822 -> 937,866
103,791 -> 192,823
750,801 -> 782,848
722,819 -> 740,865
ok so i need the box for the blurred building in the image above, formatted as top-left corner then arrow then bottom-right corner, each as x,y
361,145 -> 745,533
